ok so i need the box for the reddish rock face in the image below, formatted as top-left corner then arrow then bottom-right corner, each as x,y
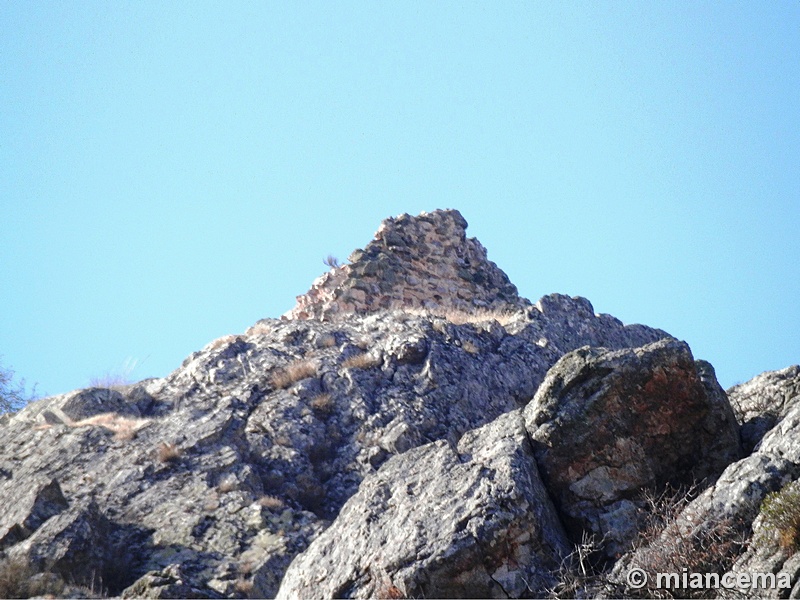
524,339 -> 741,557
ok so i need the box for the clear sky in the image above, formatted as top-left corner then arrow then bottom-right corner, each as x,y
2,2 -> 798,396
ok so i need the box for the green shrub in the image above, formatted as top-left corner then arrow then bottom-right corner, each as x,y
759,481 -> 800,553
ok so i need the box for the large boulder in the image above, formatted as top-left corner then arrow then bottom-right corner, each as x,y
277,411 -> 570,599
606,366 -> 800,598
524,338 -> 741,557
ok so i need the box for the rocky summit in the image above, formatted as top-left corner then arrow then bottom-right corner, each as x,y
0,209 -> 798,599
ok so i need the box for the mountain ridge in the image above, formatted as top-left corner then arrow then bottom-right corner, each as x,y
0,209 -> 797,599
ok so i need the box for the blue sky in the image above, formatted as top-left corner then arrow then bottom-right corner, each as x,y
2,2 -> 798,396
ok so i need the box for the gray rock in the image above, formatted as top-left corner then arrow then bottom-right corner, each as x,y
0,478 -> 68,550
727,365 -> 800,453
606,367 -> 800,598
277,411 -> 570,599
2,208 -> 743,598
524,339 -> 741,558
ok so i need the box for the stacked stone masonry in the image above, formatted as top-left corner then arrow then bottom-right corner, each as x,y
283,209 -> 529,320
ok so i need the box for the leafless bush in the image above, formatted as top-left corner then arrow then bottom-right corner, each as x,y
323,255 -> 341,268
547,531 -> 607,599
615,485 -> 749,599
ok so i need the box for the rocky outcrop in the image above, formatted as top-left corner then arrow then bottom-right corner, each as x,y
728,365 -> 800,453
0,290 -> 668,597
524,339 -> 741,558
277,411 -> 570,599
604,365 -> 800,598
0,209 -> 795,598
284,209 -> 529,320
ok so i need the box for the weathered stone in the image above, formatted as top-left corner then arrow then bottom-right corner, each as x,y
606,367 -> 800,598
283,209 -> 531,320
0,208 -> 760,598
0,479 -> 68,550
60,387 -> 140,421
727,365 -> 800,453
524,339 -> 741,557
277,411 -> 570,599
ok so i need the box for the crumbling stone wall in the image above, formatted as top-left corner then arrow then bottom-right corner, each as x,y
283,209 -> 529,320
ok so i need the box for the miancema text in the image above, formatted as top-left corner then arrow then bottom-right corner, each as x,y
657,569 -> 791,591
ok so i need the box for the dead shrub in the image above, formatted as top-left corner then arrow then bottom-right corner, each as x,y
309,392 -> 333,414
0,557 -> 65,599
614,486 -> 748,599
157,442 -> 181,463
316,333 -> 337,348
270,359 -> 317,389
547,532 -> 605,599
342,352 -> 381,370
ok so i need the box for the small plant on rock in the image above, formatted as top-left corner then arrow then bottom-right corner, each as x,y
342,352 -> 381,370
258,495 -> 285,510
270,359 -> 317,389
157,442 -> 182,463
309,392 -> 334,414
323,255 -> 341,268
758,480 -> 800,554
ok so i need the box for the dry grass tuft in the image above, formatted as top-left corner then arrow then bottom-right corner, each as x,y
258,495 -> 285,510
316,333 -> 337,348
404,306 -> 518,326
309,392 -> 334,413
247,321 -> 272,336
270,359 -> 318,389
70,413 -> 150,441
206,335 -> 238,351
157,442 -> 182,463
0,557 -> 65,599
234,577 -> 254,596
342,352 -> 381,370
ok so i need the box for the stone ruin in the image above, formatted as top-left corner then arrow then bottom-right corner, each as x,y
283,209 -> 529,320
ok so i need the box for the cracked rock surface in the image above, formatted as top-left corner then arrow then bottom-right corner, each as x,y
0,209 -> 795,598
